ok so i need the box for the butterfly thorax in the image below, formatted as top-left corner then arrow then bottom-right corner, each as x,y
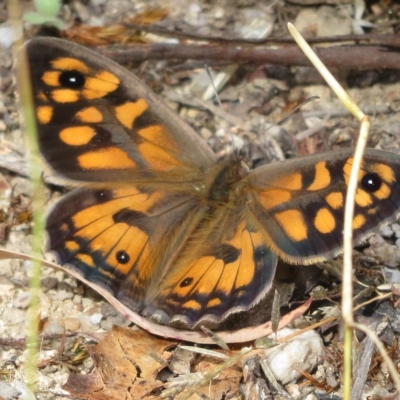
206,158 -> 249,207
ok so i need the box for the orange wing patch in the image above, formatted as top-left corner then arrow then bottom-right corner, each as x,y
371,163 -> 395,183
343,158 -> 363,185
272,172 -> 302,190
65,240 -> 80,251
82,72 -> 119,99
76,253 -> 95,268
257,189 -> 291,210
353,214 -> 366,230
138,142 -> 182,171
76,107 -> 103,123
115,100 -> 148,129
51,57 -> 89,73
42,71 -> 63,86
373,182 -> 391,200
307,161 -> 331,191
275,209 -> 307,242
355,188 -> 372,208
325,192 -> 343,209
51,89 -> 80,103
59,126 -> 96,146
37,106 -> 53,124
77,148 -> 136,170
314,208 -> 335,234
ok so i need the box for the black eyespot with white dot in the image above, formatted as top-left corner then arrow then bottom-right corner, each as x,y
361,172 -> 382,193
59,70 -> 85,89
180,277 -> 193,287
116,250 -> 130,264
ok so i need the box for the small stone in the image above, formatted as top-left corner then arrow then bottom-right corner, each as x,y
0,381 -> 20,399
215,128 -> 226,138
263,328 -> 324,384
41,277 -> 58,291
368,234 -> 384,246
54,271 -> 65,281
72,294 -> 82,305
89,313 -> 103,325
392,223 -> 400,232
45,321 -> 64,334
13,291 -> 30,309
100,317 -> 114,332
200,127 -> 212,140
380,224 -> 394,238
316,6 -> 352,37
286,383 -> 301,398
294,9 -> 318,36
82,297 -> 94,309
63,318 -> 81,331
0,24 -> 16,49
57,289 -> 74,301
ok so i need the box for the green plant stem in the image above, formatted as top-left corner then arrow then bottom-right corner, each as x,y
9,1 -> 45,396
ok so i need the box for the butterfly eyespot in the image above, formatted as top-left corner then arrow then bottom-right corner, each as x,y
116,250 -> 130,264
59,70 -> 85,89
180,277 -> 193,287
361,172 -> 382,193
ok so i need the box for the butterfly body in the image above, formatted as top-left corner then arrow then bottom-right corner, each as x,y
26,37 -> 400,329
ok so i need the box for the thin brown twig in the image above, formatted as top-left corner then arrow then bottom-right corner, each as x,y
113,24 -> 400,47
95,43 -> 400,70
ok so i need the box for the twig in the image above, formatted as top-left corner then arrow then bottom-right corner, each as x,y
93,24 -> 400,47
95,43 -> 400,70
351,324 -> 377,400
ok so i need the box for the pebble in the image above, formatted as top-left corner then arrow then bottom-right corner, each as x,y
382,267 -> 400,284
316,6 -> 352,37
0,24 -> 16,48
63,317 -> 81,331
41,276 -> 59,291
12,291 -> 30,309
263,328 -> 324,384
73,294 -> 82,304
294,9 -> 318,36
89,313 -> 104,325
380,224 -> 394,238
57,289 -> 74,302
82,297 -> 94,309
0,381 -> 20,399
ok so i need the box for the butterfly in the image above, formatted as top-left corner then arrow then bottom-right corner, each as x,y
25,37 -> 400,330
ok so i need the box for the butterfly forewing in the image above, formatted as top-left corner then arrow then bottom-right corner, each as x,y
26,38 -> 216,183
245,148 -> 400,264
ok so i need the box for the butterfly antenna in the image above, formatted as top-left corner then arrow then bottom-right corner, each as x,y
257,95 -> 321,162
277,95 -> 320,126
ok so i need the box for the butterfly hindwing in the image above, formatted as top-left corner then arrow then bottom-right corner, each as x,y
144,208 -> 277,328
46,185 -> 206,311
246,148 -> 400,264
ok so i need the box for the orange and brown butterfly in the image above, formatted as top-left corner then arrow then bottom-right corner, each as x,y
26,37 -> 400,330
